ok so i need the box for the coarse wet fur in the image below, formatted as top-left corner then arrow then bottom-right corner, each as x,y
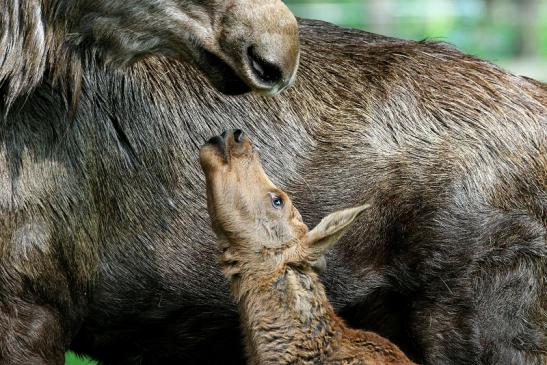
201,129 -> 416,365
0,16 -> 546,365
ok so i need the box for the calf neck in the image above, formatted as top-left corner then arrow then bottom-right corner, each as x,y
200,129 -> 417,365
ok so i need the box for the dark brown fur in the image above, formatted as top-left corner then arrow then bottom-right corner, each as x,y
0,6 -> 545,365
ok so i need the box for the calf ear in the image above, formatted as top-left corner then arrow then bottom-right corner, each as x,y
310,255 -> 327,273
304,205 -> 370,262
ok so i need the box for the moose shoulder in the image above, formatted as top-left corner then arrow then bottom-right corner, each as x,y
1,16 -> 546,365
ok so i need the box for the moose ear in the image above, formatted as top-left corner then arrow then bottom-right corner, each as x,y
304,205 -> 370,262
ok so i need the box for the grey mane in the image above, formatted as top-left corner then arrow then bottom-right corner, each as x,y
0,0 -> 84,110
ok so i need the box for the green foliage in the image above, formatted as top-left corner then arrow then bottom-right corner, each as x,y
287,0 -> 546,55
286,0 -> 547,80
65,352 -> 97,365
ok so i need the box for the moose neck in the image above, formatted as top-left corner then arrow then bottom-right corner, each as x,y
228,254 -> 344,364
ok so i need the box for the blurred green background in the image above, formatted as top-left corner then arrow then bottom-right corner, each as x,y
289,0 -> 547,80
66,0 -> 546,364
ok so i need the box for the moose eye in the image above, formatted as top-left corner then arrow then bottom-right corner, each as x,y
269,193 -> 284,209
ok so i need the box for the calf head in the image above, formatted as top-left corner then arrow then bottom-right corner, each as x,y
200,129 -> 369,277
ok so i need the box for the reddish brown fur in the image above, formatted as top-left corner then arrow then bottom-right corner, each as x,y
201,130 -> 416,365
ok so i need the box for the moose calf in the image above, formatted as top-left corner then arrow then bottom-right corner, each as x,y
200,129 -> 416,365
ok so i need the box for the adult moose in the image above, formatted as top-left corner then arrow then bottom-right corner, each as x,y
1,0 -> 299,363
1,2 -> 545,365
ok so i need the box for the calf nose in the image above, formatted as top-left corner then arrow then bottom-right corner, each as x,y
224,129 -> 250,157
219,129 -> 245,145
206,129 -> 248,159
233,129 -> 245,143
206,135 -> 224,146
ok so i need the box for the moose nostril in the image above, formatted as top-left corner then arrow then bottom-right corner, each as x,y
247,47 -> 283,85
233,129 -> 244,143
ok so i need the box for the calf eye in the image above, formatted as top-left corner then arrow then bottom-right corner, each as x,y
269,193 -> 284,209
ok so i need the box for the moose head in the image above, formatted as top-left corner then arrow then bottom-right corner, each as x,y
1,0 -> 300,105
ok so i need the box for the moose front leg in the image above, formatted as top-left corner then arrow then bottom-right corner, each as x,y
0,209 -> 85,364
0,299 -> 67,365
409,207 -> 547,365
409,283 -> 481,365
